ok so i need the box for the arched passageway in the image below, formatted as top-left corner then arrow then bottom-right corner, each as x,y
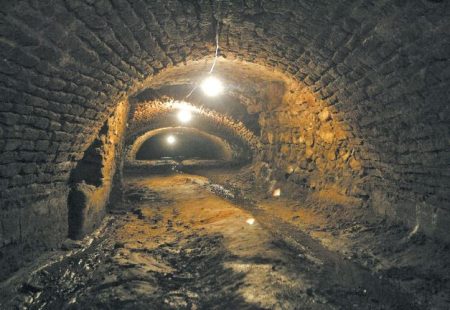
0,0 -> 449,309
135,130 -> 231,161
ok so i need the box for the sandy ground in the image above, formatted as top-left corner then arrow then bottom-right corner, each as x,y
0,172 -> 448,309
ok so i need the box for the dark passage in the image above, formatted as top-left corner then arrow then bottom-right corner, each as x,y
136,132 -> 227,160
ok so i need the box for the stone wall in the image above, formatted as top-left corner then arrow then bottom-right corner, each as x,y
252,80 -> 363,202
0,186 -> 68,280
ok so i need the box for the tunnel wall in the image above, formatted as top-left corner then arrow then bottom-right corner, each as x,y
251,75 -> 449,242
0,100 -> 128,278
0,185 -> 68,280
251,81 -> 363,200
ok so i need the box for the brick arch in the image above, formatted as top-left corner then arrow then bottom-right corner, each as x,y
127,99 -> 259,152
126,127 -> 236,163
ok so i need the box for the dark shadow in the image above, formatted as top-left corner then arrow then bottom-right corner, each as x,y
67,122 -> 108,239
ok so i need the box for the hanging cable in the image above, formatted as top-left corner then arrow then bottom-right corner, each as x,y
185,2 -> 221,99
208,19 -> 220,74
184,84 -> 197,99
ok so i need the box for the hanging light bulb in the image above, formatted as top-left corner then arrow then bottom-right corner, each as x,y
166,135 -> 176,145
185,8 -> 222,100
200,76 -> 223,97
177,108 -> 192,123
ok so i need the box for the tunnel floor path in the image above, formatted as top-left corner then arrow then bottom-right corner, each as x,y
2,173 -> 420,309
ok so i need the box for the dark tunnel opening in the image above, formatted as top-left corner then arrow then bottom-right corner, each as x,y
135,132 -> 226,160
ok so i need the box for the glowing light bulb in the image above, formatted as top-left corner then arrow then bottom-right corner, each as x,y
177,109 -> 192,123
200,76 -> 223,97
167,135 -> 176,145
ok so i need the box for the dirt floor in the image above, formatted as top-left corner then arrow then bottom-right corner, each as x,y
0,170 -> 449,309
194,167 -> 450,310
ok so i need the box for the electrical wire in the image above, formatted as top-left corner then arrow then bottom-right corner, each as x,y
208,21 -> 220,74
185,6 -> 220,100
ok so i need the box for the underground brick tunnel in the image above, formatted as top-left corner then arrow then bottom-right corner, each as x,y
0,0 -> 449,309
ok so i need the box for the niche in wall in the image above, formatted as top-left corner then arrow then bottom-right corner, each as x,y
67,101 -> 128,239
68,123 -> 107,239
